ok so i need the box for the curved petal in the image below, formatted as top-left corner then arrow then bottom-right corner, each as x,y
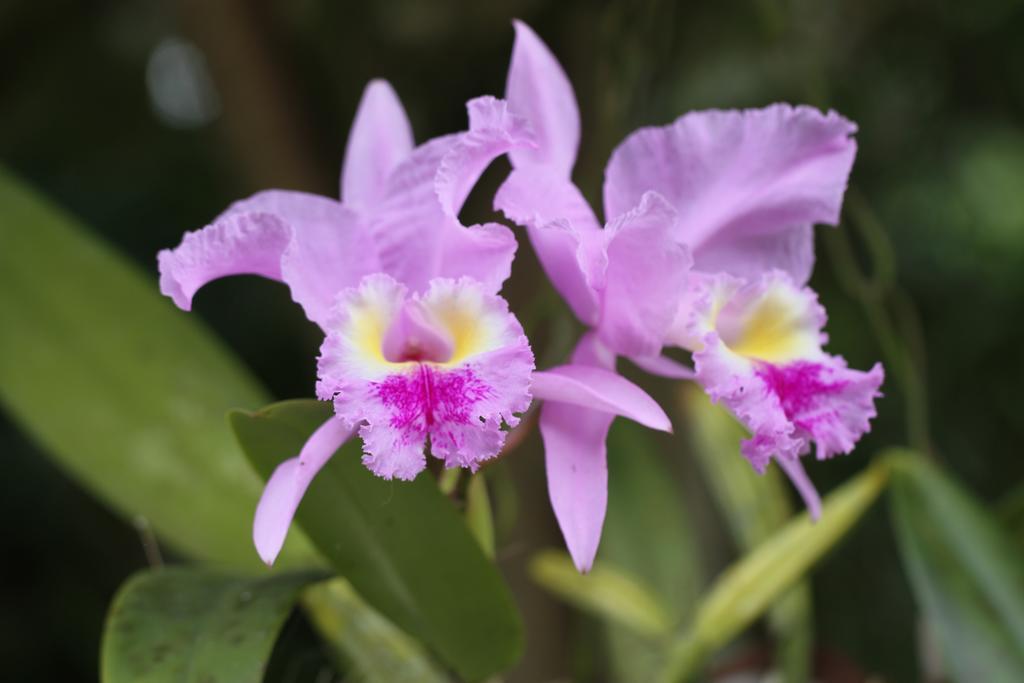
598,192 -> 691,357
532,366 -> 671,432
495,167 -> 601,324
436,221 -> 518,295
603,104 -> 857,283
628,353 -> 695,380
252,416 -> 355,565
505,19 -> 580,177
371,99 -> 531,293
275,200 -> 380,328
435,96 -> 534,218
341,79 -> 415,209
541,399 -> 613,572
225,190 -> 382,328
370,136 -> 457,290
158,211 -> 289,311
571,329 -> 618,368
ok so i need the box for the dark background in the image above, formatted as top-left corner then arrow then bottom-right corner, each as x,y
2,0 -> 1024,680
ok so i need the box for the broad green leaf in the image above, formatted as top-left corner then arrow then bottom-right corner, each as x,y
466,471 -> 495,558
680,385 -> 813,683
890,452 -> 1024,682
600,420 -> 703,679
230,399 -> 522,681
302,579 -> 448,683
101,567 -> 325,683
529,549 -> 672,637
659,459 -> 890,683
0,169 -> 315,568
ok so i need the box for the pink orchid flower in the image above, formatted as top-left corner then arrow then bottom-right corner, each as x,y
159,81 -> 670,567
159,87 -> 541,564
495,21 -> 882,567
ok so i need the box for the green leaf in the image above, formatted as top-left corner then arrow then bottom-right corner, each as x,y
659,458 -> 890,682
604,420 -> 703,619
890,452 -> 1024,682
598,420 -> 704,679
681,385 -> 813,683
529,549 -> 672,637
0,169 -> 315,569
466,471 -> 495,559
230,399 -> 522,681
101,567 -> 325,683
302,578 -> 448,683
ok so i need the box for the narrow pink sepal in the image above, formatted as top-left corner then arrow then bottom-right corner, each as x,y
494,168 -> 601,325
540,332 -> 616,573
253,416 -> 355,566
776,457 -> 823,521
541,400 -> 612,572
505,19 -> 580,177
341,79 -> 414,209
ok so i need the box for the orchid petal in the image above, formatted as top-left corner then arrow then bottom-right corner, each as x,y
436,96 -> 534,217
227,190 -> 381,328
603,104 -> 857,284
160,189 -> 379,328
274,203 -> 380,328
370,98 -> 530,293
532,366 -> 671,432
371,136 -> 457,290
598,191 -> 691,357
539,332 -> 615,573
435,221 -> 518,295
698,222 -> 816,289
540,399 -> 613,572
505,19 -> 580,177
252,416 -> 355,565
777,457 -> 822,521
495,167 -> 601,324
158,211 -> 289,311
341,79 -> 415,209
628,353 -> 695,380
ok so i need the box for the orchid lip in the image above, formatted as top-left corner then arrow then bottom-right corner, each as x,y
381,300 -> 455,364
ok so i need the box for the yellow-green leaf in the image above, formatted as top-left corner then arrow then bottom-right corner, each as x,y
659,459 -> 890,682
600,419 -> 704,679
529,550 -> 673,638
303,579 -> 448,683
466,471 -> 496,558
680,385 -> 813,683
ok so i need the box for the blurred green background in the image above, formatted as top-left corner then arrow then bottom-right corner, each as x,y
2,0 -> 1023,681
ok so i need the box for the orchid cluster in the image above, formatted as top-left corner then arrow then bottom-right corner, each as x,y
158,21 -> 882,572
